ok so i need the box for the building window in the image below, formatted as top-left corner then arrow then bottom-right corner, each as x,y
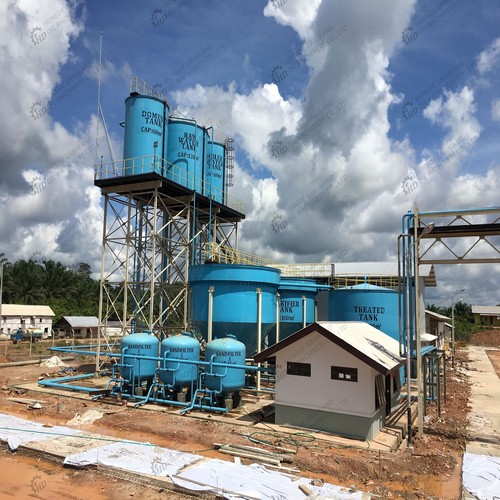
39,318 -> 43,323
287,362 -> 311,377
331,366 -> 358,382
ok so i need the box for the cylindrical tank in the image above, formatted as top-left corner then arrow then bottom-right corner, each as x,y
204,335 -> 246,393
205,141 -> 225,203
123,94 -> 168,176
160,332 -> 200,388
278,278 -> 324,339
189,264 -> 281,355
120,331 -> 159,383
329,284 -> 399,340
165,119 -> 207,192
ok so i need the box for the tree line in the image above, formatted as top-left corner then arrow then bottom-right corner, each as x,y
0,255 -> 99,322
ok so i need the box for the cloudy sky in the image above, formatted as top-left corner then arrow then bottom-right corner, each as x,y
0,0 -> 499,305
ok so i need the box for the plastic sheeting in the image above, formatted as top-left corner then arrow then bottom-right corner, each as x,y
173,459 -> 366,499
64,441 -> 202,477
0,412 -> 80,450
462,452 -> 500,500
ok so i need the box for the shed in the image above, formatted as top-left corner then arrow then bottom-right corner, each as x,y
472,306 -> 500,327
254,321 -> 404,441
53,316 -> 99,339
0,304 -> 55,337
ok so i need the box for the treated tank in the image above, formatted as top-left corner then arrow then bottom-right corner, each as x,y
123,94 -> 168,176
160,332 -> 200,388
277,278 -> 327,339
328,284 -> 399,340
166,118 -> 207,192
120,331 -> 159,383
204,335 -> 246,393
205,141 -> 225,203
189,264 -> 281,355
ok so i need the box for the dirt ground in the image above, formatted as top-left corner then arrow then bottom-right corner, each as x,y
0,341 -> 472,499
486,349 -> 500,378
470,329 -> 500,347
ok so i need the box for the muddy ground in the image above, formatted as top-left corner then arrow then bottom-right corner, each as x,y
0,339 -> 480,499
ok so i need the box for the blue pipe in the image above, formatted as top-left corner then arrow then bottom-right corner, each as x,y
38,373 -> 103,393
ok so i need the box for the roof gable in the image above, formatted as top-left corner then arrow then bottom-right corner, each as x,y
1,304 -> 55,317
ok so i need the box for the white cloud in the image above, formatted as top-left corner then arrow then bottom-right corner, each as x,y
491,98 -> 500,121
476,37 -> 500,75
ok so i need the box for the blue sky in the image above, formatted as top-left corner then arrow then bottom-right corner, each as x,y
0,0 -> 499,304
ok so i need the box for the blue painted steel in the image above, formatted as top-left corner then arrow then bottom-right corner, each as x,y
205,141 -> 225,203
204,335 -> 246,393
189,264 -> 281,355
120,331 -> 159,382
160,332 -> 200,388
123,95 -> 168,176
278,278 -> 322,339
329,284 -> 399,340
166,119 -> 207,192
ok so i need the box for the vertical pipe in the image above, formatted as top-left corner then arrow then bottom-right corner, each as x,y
149,190 -> 158,333
122,195 -> 132,337
405,235 -> 412,446
451,300 -> 456,368
314,299 -> 318,323
207,286 -> 214,343
437,355 -> 441,417
414,203 -> 423,437
302,295 -> 307,328
256,288 -> 262,391
275,292 -> 280,344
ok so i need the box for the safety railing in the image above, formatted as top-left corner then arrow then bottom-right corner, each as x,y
332,274 -> 400,290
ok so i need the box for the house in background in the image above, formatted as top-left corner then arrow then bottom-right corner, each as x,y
254,321 -> 404,441
425,310 -> 451,349
53,316 -> 98,339
472,306 -> 500,327
0,304 -> 55,337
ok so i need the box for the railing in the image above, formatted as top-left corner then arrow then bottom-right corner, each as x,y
129,76 -> 167,102
94,156 -> 245,214
202,243 -> 334,278
332,274 -> 400,290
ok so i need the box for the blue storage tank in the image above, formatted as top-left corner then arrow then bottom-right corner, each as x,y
328,284 -> 399,340
204,335 -> 246,393
123,94 -> 168,176
189,264 -> 281,355
166,119 -> 207,192
120,331 -> 159,383
205,141 -> 225,204
160,332 -> 200,388
278,278 -> 325,339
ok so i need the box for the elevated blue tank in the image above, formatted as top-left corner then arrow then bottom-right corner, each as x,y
205,141 -> 225,204
160,332 -> 200,388
120,331 -> 159,383
329,284 -> 399,340
123,94 -> 168,176
166,119 -> 207,192
204,335 -> 246,393
189,264 -> 281,355
278,278 -> 325,339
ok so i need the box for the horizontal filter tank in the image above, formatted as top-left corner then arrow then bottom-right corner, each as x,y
189,264 -> 281,355
166,119 -> 207,192
120,331 -> 159,382
160,332 -> 200,388
278,278 -> 326,339
205,140 -> 226,204
329,283 -> 399,340
204,335 -> 246,393
123,94 -> 168,176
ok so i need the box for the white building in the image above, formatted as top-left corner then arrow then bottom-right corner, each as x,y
254,321 -> 404,441
0,304 -> 55,336
425,310 -> 451,349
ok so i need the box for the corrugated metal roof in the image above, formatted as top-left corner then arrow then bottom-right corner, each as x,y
255,321 -> 404,374
0,304 -> 55,317
472,305 -> 500,315
425,310 -> 451,321
422,333 -> 438,342
61,316 -> 99,328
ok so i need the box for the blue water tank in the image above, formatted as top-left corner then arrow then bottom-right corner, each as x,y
278,278 -> 324,339
204,335 -> 246,393
166,119 -> 207,192
189,264 -> 281,355
205,141 -> 225,203
120,331 -> 159,383
123,94 -> 168,176
160,332 -> 200,388
329,284 -> 399,340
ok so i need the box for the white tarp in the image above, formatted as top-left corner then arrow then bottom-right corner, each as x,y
0,412 -> 80,450
64,441 -> 203,477
173,459 -> 366,499
463,452 -> 500,499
